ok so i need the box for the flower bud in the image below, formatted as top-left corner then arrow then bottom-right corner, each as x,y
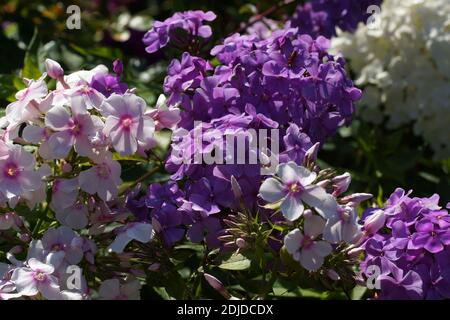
364,209 -> 386,235
204,273 -> 231,299
236,238 -> 246,249
230,175 -> 243,200
45,58 -> 64,80
316,179 -> 331,188
113,59 -> 123,75
19,233 -> 31,242
332,172 -> 351,196
130,269 -> 146,277
303,209 -> 313,218
305,142 -> 320,164
347,247 -> 364,258
340,193 -> 373,205
327,269 -> 341,281
148,263 -> 161,271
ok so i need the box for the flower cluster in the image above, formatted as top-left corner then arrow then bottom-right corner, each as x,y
287,0 -> 383,39
166,30 -> 362,141
261,161 -> 372,271
331,0 -> 450,158
359,188 -> 450,299
143,10 -> 217,54
129,11 -> 363,269
0,59 -> 180,299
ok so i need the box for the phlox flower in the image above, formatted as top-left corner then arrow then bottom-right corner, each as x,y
79,152 -> 122,201
259,161 -> 338,221
90,73 -> 128,97
409,220 -> 450,253
22,124 -> 53,160
100,93 -> 155,156
50,178 -> 79,213
45,96 -> 103,159
0,141 -> 41,203
5,73 -> 48,124
284,215 -> 332,271
378,265 -> 423,300
323,204 -> 362,244
55,201 -> 89,230
147,95 -> 181,130
143,10 -> 216,54
11,258 -> 61,300
41,226 -> 84,265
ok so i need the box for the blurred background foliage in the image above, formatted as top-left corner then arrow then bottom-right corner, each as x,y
0,0 -> 448,206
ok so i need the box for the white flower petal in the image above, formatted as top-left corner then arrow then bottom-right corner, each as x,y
277,162 -> 299,184
299,248 -> 324,271
284,229 -> 303,255
301,185 -> 338,218
311,241 -> 332,257
259,178 -> 285,203
11,268 -> 38,296
281,194 -> 304,221
304,215 -> 326,238
296,166 -> 317,186
28,258 -> 54,274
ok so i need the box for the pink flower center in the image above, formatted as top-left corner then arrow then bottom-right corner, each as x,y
69,119 -> 83,136
288,182 -> 304,195
301,235 -> 313,249
33,271 -> 47,282
96,163 -> 111,179
4,163 -> 20,179
120,116 -> 133,131
51,243 -> 64,251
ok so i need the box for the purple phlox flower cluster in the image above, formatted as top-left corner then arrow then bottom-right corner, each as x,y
90,59 -> 128,97
165,114 -> 266,210
143,10 -> 217,54
139,10 -> 361,253
359,188 -> 450,300
165,29 -> 361,143
287,0 -> 383,39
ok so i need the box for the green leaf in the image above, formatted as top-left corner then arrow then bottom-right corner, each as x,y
174,243 -> 204,252
218,253 -> 251,271
351,285 -> 367,300
0,74 -> 16,101
262,200 -> 282,210
153,287 -> 172,300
